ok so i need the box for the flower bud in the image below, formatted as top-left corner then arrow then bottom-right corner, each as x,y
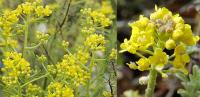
193,36 -> 199,43
62,40 -> 69,49
127,62 -> 137,70
38,54 -> 47,62
165,39 -> 176,50
172,29 -> 183,40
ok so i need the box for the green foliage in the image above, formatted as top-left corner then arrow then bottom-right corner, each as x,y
0,0 -> 117,96
177,65 -> 200,97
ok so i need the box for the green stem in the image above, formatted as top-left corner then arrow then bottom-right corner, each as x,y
23,19 -> 29,57
169,54 -> 175,59
94,59 -> 106,61
135,52 -> 146,58
145,65 -> 157,97
25,42 -> 42,50
86,52 -> 95,97
21,73 -> 49,88
41,62 -> 49,90
143,50 -> 154,55
41,62 -> 55,85
18,82 -> 22,97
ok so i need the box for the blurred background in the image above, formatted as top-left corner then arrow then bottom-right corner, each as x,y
117,0 -> 200,97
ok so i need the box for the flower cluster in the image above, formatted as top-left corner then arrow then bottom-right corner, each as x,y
76,48 -> 90,64
0,9 -> 20,37
62,40 -> 69,49
19,0 -> 52,16
80,0 -> 113,30
109,48 -> 117,60
121,15 -> 155,54
47,82 -> 74,97
0,52 -> 31,86
0,0 -> 115,96
0,39 -> 19,48
100,0 -> 114,16
150,7 -> 199,47
0,0 -> 52,36
89,11 -> 112,27
26,83 -> 42,96
84,34 -> 106,51
36,31 -> 50,43
48,54 -> 90,87
80,0 -> 114,53
172,44 -> 190,74
123,6 -> 199,75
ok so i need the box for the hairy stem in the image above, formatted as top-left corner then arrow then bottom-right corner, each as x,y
145,65 -> 157,97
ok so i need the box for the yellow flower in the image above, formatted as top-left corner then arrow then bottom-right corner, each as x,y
8,39 -> 19,48
150,7 -> 172,20
81,27 -> 96,34
149,48 -> 168,68
47,82 -> 74,97
174,24 -> 199,45
0,9 -> 20,37
48,54 -> 90,87
26,83 -> 42,96
84,34 -> 106,51
21,2 -> 34,14
80,7 -> 113,41
165,39 -> 176,50
36,31 -> 49,42
35,5 -> 44,16
109,48 -> 117,60
121,6 -> 199,77
0,39 -> 19,48
76,48 -> 90,64
1,52 -> 31,86
127,62 -> 138,70
172,14 -> 184,24
172,29 -> 184,40
0,1 -> 53,39
62,40 -> 69,49
100,0 -> 113,15
173,44 -> 190,74
38,54 -> 47,62
150,6 -> 198,47
90,11 -> 112,27
120,15 -> 155,54
43,5 -> 52,16
86,0 -> 114,27
136,58 -> 150,71
127,58 -> 150,71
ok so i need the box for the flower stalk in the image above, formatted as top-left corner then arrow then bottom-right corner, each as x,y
145,65 -> 157,97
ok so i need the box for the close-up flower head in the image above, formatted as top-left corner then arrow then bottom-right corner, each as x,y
118,0 -> 200,97
1,0 -> 200,97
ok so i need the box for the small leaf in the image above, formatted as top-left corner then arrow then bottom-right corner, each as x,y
177,65 -> 200,97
